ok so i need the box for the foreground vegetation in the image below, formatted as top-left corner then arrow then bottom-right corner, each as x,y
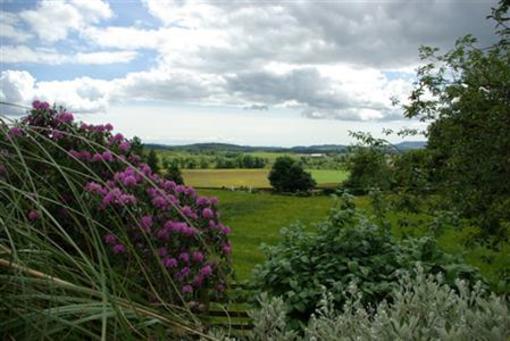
1,1 -> 509,339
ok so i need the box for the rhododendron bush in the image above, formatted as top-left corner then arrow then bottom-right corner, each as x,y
0,101 -> 232,307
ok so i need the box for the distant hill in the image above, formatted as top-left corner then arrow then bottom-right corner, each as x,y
394,141 -> 427,150
145,141 -> 426,154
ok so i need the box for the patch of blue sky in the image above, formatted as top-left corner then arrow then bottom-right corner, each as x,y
108,1 -> 160,28
383,70 -> 415,81
1,49 -> 159,81
1,1 -> 35,12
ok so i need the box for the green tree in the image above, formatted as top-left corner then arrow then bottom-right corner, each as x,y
403,1 -> 510,234
164,162 -> 184,185
268,156 -> 316,193
146,149 -> 160,173
343,132 -> 393,194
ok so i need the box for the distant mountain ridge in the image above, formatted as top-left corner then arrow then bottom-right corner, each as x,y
145,141 -> 426,154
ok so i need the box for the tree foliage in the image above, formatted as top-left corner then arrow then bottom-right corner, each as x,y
165,160 -> 185,185
268,156 -> 316,193
343,132 -> 394,194
146,148 -> 160,174
403,1 -> 510,234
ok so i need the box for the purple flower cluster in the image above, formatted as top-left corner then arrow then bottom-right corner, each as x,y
4,100 -> 232,305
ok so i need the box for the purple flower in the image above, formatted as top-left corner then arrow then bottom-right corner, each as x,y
196,196 -> 208,206
85,182 -> 102,193
179,252 -> 190,263
69,150 -> 81,159
181,206 -> 196,219
122,175 -> 137,187
184,187 -> 196,197
202,207 -> 214,219
112,133 -> 124,142
51,130 -> 64,141
162,180 -> 176,191
200,264 -> 213,277
56,112 -> 74,124
113,243 -> 126,254
210,197 -> 219,206
222,243 -> 232,255
176,266 -> 190,280
140,215 -> 153,231
192,251 -> 204,262
163,257 -> 178,268
182,284 -> 193,294
102,151 -> 114,162
152,195 -> 167,209
159,247 -> 168,257
222,226 -> 232,235
192,274 -> 204,287
104,233 -> 116,244
27,210 -> 40,221
119,141 -> 131,152
104,123 -> 114,131
119,194 -> 136,205
92,153 -> 103,162
157,228 -> 170,241
8,127 -> 23,138
32,100 -> 49,110
80,151 -> 92,160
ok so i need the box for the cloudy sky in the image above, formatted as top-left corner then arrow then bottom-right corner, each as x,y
0,0 -> 497,146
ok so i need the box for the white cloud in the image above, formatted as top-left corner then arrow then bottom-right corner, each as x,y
19,0 -> 112,43
0,11 -> 33,42
0,70 -> 35,103
0,70 -> 113,113
0,0 -> 497,123
0,45 -> 137,64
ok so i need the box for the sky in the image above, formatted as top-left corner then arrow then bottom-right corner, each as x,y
0,0 -> 498,146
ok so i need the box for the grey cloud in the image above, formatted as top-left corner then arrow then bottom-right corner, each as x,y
244,104 -> 269,111
226,68 -> 392,120
175,0 -> 498,71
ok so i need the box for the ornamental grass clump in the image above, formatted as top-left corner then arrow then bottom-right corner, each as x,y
0,102 -> 232,338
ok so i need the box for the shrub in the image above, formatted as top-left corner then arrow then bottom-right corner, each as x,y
0,102 -> 232,309
165,161 -> 185,185
268,156 -> 315,193
252,193 -> 481,328
146,148 -> 160,173
247,266 -> 510,340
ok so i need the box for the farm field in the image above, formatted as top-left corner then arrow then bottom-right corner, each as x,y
183,168 -> 348,189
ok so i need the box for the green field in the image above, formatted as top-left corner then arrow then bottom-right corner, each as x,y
183,169 -> 348,189
199,190 -> 510,290
199,189 -> 338,280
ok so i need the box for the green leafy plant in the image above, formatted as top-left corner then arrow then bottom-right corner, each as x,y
252,193 -> 481,328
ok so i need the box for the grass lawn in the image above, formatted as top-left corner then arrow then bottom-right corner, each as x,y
200,190 -> 510,292
199,189 -> 338,280
183,168 -> 348,189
